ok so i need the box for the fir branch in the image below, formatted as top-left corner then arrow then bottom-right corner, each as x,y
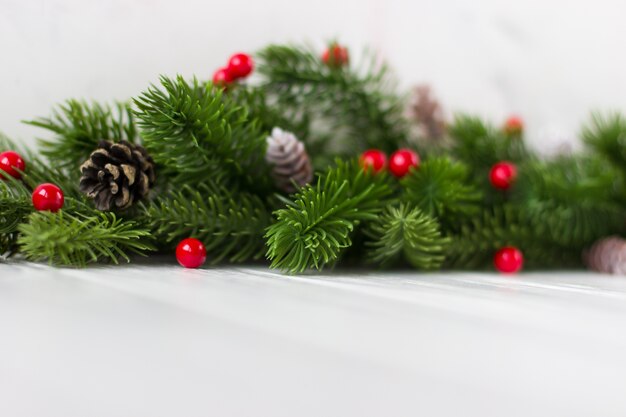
448,114 -> 531,179
229,85 -> 311,142
0,133 -> 79,197
18,211 -> 154,267
143,182 -> 271,263
0,232 -> 19,259
0,193 -> 31,235
0,184 -> 31,258
266,159 -> 394,273
446,205 -> 580,269
25,100 -> 137,170
525,201 -> 626,248
0,167 -> 33,257
515,155 -> 620,203
1,167 -> 114,261
401,157 -> 482,222
134,75 -> 271,191
582,112 -> 626,180
514,156 -> 626,247
365,204 -> 449,269
257,44 -> 410,156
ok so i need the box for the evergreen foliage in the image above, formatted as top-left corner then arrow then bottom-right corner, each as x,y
0,133 -> 78,196
143,182 -> 270,263
445,205 -> 577,269
582,112 -> 626,182
257,44 -> 410,158
266,160 -> 393,273
134,76 -> 272,192
229,85 -> 310,141
514,155 -> 626,248
448,115 -> 531,181
365,204 -> 449,269
401,157 -> 482,223
18,211 -> 153,266
0,192 -> 31,236
0,184 -> 31,258
1,41 -> 626,273
0,232 -> 19,259
25,100 -> 137,171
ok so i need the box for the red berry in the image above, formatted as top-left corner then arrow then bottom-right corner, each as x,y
322,44 -> 349,68
360,149 -> 387,173
227,53 -> 254,79
504,115 -> 523,136
494,246 -> 524,274
32,183 -> 64,212
176,238 -> 207,269
212,67 -> 234,87
0,151 -> 26,179
489,161 -> 517,190
388,149 -> 420,178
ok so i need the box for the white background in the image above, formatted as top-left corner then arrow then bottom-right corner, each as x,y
2,0 -> 626,152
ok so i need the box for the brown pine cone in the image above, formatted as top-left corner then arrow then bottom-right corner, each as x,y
584,236 -> 626,274
79,140 -> 156,211
410,85 -> 446,141
265,127 -> 313,193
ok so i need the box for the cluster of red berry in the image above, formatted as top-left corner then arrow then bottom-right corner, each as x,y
1,151 -> 64,212
359,148 -> 420,178
212,53 -> 254,88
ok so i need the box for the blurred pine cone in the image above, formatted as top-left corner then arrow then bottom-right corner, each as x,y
410,85 -> 446,141
584,236 -> 626,274
265,127 -> 313,193
79,140 -> 156,211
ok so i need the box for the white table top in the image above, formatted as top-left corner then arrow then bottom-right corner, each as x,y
1,262 -> 625,416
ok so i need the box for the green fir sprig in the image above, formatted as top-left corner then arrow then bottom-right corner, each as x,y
266,159 -> 394,273
365,204 -> 449,269
134,75 -> 272,193
25,100 -> 138,171
143,182 -> 271,263
18,211 -> 154,266
401,157 -> 482,224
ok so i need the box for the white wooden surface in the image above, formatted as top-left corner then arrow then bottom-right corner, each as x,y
1,263 -> 625,416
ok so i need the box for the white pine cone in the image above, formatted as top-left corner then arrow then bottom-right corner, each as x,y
584,236 -> 626,274
265,127 -> 313,193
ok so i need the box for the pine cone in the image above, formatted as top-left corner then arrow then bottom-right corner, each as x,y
265,127 -> 313,193
79,140 -> 156,211
584,236 -> 626,274
410,85 -> 446,141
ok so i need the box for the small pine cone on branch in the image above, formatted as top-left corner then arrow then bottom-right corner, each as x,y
584,236 -> 626,274
265,127 -> 313,193
410,84 -> 446,141
79,140 -> 156,211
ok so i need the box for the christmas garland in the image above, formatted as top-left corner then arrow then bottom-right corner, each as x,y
2,42 -> 626,274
